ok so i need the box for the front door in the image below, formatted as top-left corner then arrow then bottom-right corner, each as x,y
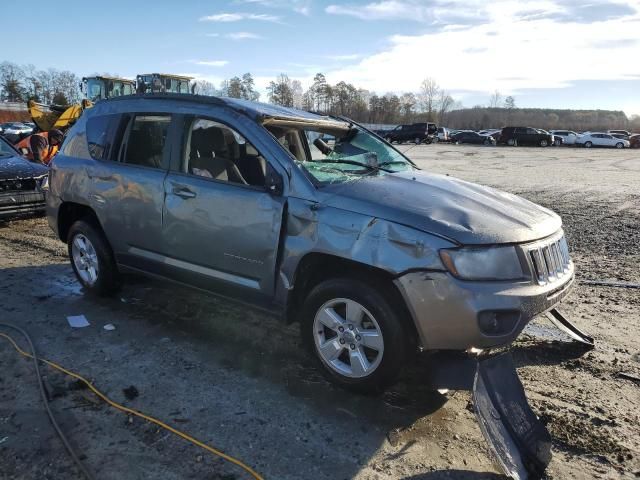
161,115 -> 285,299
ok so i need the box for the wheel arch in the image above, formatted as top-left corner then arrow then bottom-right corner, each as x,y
57,202 -> 102,242
285,252 -> 418,343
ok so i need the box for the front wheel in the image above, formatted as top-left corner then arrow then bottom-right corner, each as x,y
584,141 -> 592,148
554,139 -> 562,146
68,219 -> 120,295
539,139 -> 549,147
483,139 -> 491,145
301,278 -> 409,393
615,142 -> 624,149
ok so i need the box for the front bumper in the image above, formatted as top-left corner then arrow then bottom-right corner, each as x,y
0,191 -> 46,220
394,267 -> 574,350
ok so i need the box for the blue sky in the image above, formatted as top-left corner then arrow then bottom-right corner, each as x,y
3,0 -> 639,115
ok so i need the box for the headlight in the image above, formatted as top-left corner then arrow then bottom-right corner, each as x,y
36,175 -> 49,191
439,246 -> 524,281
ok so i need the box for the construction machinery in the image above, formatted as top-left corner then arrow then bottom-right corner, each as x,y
136,73 -> 193,94
27,76 -> 136,132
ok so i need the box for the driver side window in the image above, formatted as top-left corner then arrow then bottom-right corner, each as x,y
183,118 -> 266,188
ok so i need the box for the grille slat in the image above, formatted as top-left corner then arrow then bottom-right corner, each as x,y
528,235 -> 571,285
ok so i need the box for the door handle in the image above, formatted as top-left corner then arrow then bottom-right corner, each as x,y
172,186 -> 197,199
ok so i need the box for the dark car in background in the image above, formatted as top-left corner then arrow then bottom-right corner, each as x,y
0,136 -> 48,221
499,127 -> 553,147
451,131 -> 496,145
384,122 -> 437,144
629,134 -> 640,148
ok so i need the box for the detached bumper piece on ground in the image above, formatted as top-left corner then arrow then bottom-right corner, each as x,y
546,308 -> 595,347
474,353 -> 552,480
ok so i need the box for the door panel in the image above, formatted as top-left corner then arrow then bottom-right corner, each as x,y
162,173 -> 285,295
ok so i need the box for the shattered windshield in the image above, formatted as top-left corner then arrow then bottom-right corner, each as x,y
267,122 -> 414,185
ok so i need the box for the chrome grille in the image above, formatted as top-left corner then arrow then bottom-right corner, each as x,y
527,235 -> 571,285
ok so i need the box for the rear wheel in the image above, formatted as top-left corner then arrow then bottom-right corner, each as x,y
483,139 -> 491,145
301,278 -> 408,393
507,138 -> 517,146
615,142 -> 624,149
67,219 -> 120,295
584,141 -> 593,148
414,137 -> 422,145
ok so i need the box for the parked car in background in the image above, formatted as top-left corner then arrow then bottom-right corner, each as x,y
0,122 -> 33,136
608,130 -> 631,139
576,132 -> 629,148
47,94 -> 574,392
550,130 -> 579,146
451,131 -> 496,145
537,129 -> 563,146
499,127 -> 553,147
0,136 -> 48,221
629,134 -> 640,148
436,127 -> 450,142
385,123 -> 437,144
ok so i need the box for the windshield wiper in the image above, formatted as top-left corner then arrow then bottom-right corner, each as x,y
308,158 -> 394,173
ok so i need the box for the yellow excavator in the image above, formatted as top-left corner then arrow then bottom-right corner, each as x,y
28,75 -> 136,132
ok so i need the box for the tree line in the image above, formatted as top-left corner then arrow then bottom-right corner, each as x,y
2,61 -> 637,132
1,61 -> 81,105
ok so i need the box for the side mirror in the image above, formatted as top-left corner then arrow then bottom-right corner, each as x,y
265,163 -> 284,196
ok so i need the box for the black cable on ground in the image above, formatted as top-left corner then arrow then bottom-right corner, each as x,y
0,322 -> 94,480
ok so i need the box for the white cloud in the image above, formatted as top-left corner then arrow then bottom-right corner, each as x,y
199,13 -> 280,22
323,1 -> 640,96
236,0 -> 312,15
227,32 -> 262,40
192,60 -> 229,67
325,1 -> 433,22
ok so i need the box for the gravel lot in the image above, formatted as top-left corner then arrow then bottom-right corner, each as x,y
1,144 -> 639,479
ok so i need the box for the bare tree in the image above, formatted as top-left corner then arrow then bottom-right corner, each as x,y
437,91 -> 455,124
489,90 -> 502,108
192,80 -> 218,96
268,74 -> 294,107
419,78 -> 440,121
291,79 -> 303,109
504,96 -> 516,109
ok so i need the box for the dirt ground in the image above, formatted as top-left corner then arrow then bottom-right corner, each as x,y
1,144 -> 638,480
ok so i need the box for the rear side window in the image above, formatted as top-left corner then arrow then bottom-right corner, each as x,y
86,114 -> 126,161
122,115 -> 171,169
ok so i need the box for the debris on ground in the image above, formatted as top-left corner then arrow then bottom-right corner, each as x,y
67,315 -> 90,328
123,386 -> 139,400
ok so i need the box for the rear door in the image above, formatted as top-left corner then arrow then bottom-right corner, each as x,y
86,113 -> 173,265
161,113 -> 286,300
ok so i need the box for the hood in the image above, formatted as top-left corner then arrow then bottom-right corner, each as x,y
320,171 -> 561,245
0,154 -> 48,181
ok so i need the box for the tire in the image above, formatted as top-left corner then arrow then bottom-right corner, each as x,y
615,142 -> 624,149
414,137 -> 422,145
584,141 -> 592,148
300,278 -> 409,394
554,139 -> 562,146
539,139 -> 548,147
67,219 -> 120,296
385,137 -> 393,144
483,139 -> 490,146
455,140 -> 461,145
507,138 -> 517,146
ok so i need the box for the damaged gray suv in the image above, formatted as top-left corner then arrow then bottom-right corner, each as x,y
48,95 -> 574,392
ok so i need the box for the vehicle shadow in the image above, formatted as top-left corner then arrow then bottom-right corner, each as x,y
2,263 -> 502,479
404,471 -> 506,479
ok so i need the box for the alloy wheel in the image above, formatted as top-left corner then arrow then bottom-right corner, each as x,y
313,298 -> 384,378
71,234 -> 99,286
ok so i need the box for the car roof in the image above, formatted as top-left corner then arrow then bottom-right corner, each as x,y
98,94 -> 352,133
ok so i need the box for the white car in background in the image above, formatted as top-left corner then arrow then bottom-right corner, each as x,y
436,127 -> 450,142
550,130 -> 580,146
0,122 -> 33,136
576,132 -> 630,149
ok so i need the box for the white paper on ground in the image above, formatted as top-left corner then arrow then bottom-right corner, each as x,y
103,323 -> 116,331
67,315 -> 90,328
